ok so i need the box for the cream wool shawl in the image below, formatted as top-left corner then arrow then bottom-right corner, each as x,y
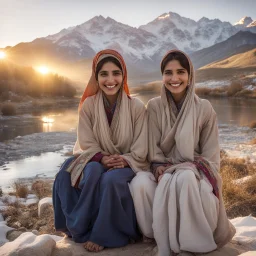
68,89 -> 149,187
148,50 -> 235,249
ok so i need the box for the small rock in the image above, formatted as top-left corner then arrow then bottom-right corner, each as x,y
25,198 -> 39,205
32,230 -> 39,235
0,222 -> 14,246
38,197 -> 53,217
18,227 -> 27,232
27,194 -> 38,199
6,230 -> 23,241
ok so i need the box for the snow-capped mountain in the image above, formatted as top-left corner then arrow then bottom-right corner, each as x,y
140,12 -> 238,52
5,12 -> 256,82
46,15 -> 165,62
234,17 -> 253,27
234,16 -> 256,33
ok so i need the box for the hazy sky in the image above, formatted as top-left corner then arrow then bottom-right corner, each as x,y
1,0 -> 255,48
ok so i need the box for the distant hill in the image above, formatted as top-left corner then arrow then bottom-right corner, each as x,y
200,48 -> 256,69
190,31 -> 256,69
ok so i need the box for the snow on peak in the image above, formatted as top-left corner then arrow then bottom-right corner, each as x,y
247,20 -> 256,28
139,12 -> 236,52
234,16 -> 253,26
158,13 -> 170,20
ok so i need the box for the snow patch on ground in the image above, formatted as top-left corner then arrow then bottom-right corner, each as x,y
231,216 -> 256,250
233,176 -> 253,185
0,132 -> 76,166
196,80 -> 230,88
0,194 -> 39,206
219,124 -> 256,162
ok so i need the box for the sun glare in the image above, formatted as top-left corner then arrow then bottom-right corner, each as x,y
37,66 -> 49,75
42,116 -> 54,123
0,51 -> 6,59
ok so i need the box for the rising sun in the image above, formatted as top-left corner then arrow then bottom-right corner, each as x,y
37,66 -> 49,75
0,51 -> 6,59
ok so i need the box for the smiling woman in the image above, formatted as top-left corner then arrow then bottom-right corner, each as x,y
52,49 -> 150,253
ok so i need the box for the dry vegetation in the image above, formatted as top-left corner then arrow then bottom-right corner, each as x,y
0,180 -> 60,236
196,79 -> 256,99
220,152 -> 256,218
13,182 -> 29,198
249,121 -> 256,129
249,138 -> 256,145
0,102 -> 17,116
131,81 -> 162,95
31,180 -> 52,199
131,76 -> 256,100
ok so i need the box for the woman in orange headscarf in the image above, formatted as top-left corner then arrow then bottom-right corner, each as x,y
52,49 -> 149,252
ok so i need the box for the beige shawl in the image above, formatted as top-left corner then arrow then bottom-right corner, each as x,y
148,49 -> 235,248
68,90 -> 149,186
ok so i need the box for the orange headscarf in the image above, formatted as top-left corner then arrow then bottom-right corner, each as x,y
78,49 -> 130,110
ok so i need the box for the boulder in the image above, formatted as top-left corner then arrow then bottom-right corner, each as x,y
38,197 -> 53,218
0,232 -> 56,256
239,252 -> 256,256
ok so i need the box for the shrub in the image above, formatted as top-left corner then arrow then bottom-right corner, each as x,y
249,121 -> 256,129
220,154 -> 256,218
1,102 -> 17,116
31,180 -> 52,199
227,80 -> 243,96
244,175 -> 256,195
13,182 -> 29,198
249,138 -> 256,145
195,87 -> 211,96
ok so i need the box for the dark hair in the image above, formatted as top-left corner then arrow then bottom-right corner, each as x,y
95,56 -> 122,80
161,52 -> 190,75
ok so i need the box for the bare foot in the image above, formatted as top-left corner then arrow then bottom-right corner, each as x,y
84,241 -> 104,252
143,235 -> 155,243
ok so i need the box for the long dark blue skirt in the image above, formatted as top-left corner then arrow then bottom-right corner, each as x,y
52,156 -> 141,247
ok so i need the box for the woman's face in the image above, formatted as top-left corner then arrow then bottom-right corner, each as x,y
97,61 -> 123,97
162,59 -> 189,101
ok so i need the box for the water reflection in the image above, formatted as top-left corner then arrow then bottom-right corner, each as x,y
43,123 -> 53,133
0,109 -> 78,142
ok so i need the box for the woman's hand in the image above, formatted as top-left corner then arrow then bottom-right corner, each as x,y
106,154 -> 129,171
100,156 -> 113,169
154,165 -> 166,180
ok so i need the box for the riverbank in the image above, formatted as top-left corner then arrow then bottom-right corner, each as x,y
131,75 -> 256,99
0,96 -> 80,116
